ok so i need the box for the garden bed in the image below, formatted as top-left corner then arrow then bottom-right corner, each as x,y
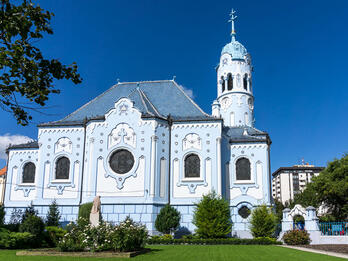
16,248 -> 150,258
301,244 -> 348,255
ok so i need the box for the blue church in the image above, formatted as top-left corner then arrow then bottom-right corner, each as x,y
4,10 -> 271,238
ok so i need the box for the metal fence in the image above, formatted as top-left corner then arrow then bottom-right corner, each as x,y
319,222 -> 348,236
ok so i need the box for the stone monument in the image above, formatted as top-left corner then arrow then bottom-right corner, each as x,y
90,195 -> 101,227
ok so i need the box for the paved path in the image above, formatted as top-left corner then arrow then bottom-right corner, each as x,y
280,245 -> 348,260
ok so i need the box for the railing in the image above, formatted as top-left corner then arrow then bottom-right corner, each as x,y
320,222 -> 348,236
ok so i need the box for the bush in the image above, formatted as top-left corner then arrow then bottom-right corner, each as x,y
193,191 -> 232,238
58,216 -> 148,252
22,204 -> 38,223
155,204 -> 181,235
46,226 -> 66,247
46,200 -> 61,226
282,230 -> 311,245
8,208 -> 23,232
110,217 -> 148,252
0,206 -> 5,227
249,205 -> 277,238
147,236 -> 282,245
78,202 -> 93,227
0,228 -> 35,249
19,215 -> 45,241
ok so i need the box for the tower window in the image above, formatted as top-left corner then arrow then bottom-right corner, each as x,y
22,162 -> 35,183
184,154 -> 200,178
221,76 -> 225,93
227,73 -> 233,90
55,157 -> 70,180
243,74 -> 248,90
236,157 -> 251,180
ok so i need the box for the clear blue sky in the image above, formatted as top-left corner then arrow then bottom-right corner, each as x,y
1,0 -> 347,172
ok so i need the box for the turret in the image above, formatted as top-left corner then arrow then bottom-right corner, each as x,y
214,9 -> 254,127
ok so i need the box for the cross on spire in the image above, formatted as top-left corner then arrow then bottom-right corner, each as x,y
228,9 -> 237,42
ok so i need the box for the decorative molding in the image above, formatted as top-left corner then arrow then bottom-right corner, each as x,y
172,123 -> 220,130
54,137 -> 72,154
38,127 -> 83,138
108,123 -> 136,149
182,133 -> 201,151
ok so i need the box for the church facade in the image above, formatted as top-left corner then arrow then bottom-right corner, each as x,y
3,11 -> 271,238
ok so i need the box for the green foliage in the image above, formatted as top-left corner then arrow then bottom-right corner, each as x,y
155,204 -> 181,234
0,228 -> 34,249
19,215 -> 45,241
46,199 -> 61,226
293,183 -> 319,209
249,205 -> 277,238
0,206 -> 5,227
110,217 -> 148,252
45,226 -> 66,247
22,203 -> 38,223
147,236 -> 282,245
192,191 -> 232,238
282,230 -> 311,245
7,208 -> 23,232
78,202 -> 93,226
0,0 -> 82,125
274,199 -> 285,223
58,216 -> 148,252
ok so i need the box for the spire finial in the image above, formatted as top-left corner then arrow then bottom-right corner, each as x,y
228,9 -> 237,42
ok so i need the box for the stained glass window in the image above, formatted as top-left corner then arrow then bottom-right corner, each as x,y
184,154 -> 200,178
243,74 -> 248,90
109,149 -> 134,174
238,206 -> 250,219
236,157 -> 251,180
55,157 -> 70,179
227,73 -> 233,90
22,162 -> 35,183
221,76 -> 225,92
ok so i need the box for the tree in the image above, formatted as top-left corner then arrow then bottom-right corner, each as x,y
22,202 -> 38,222
192,191 -> 232,238
0,205 -> 5,226
249,205 -> 277,238
155,204 -> 181,235
273,199 -> 285,224
46,199 -> 61,226
0,0 -> 82,125
308,154 -> 348,220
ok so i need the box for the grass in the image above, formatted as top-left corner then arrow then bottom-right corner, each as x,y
0,245 -> 345,261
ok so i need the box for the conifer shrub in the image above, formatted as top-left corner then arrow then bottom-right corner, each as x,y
282,229 -> 311,245
22,203 -> 38,223
249,205 -> 277,238
0,206 -> 5,227
46,199 -> 61,226
192,191 -> 232,238
78,202 -> 93,227
19,215 -> 45,240
155,204 -> 181,234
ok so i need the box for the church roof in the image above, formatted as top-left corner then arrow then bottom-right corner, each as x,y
7,141 -> 39,150
40,80 -> 213,126
224,126 -> 271,144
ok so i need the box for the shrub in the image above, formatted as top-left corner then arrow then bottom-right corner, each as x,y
282,229 -> 311,245
193,191 -> 232,238
19,215 -> 45,240
46,200 -> 61,226
46,226 -> 66,247
22,203 -> 38,223
0,228 -> 35,249
8,208 -> 23,232
110,217 -> 148,252
249,205 -> 277,238
58,217 -> 148,252
0,206 -> 5,227
78,202 -> 93,227
155,204 -> 181,234
147,236 -> 282,245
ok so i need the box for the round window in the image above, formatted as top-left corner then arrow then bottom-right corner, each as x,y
238,206 -> 251,219
109,149 -> 134,174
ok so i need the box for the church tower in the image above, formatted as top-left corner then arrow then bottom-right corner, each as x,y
212,10 -> 254,127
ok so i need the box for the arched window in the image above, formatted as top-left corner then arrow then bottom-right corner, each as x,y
55,157 -> 70,179
243,74 -> 248,90
184,154 -> 200,178
221,76 -> 225,92
236,157 -> 251,180
244,112 -> 249,125
22,162 -> 35,183
227,73 -> 233,90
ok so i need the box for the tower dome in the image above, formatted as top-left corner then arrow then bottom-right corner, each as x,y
221,40 -> 247,60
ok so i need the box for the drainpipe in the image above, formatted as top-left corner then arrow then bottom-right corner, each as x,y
167,115 -> 173,205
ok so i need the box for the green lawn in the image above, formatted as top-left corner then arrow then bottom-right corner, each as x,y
0,245 -> 344,261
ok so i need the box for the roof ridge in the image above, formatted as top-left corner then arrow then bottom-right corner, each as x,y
139,89 -> 162,117
136,88 -> 155,116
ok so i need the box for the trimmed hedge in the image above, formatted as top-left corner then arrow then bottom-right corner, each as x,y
0,228 -> 35,249
147,237 -> 282,245
282,230 -> 311,245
